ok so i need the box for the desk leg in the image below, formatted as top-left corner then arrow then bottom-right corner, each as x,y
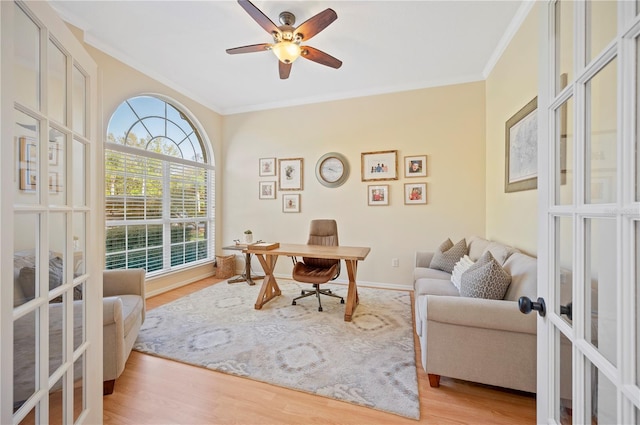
344,259 -> 360,322
254,254 -> 281,309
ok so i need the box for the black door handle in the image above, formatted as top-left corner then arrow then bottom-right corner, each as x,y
518,296 -> 546,317
560,302 -> 572,320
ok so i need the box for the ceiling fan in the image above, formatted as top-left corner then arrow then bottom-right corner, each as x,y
226,0 -> 342,79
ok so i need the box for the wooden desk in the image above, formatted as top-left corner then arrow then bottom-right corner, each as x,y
244,243 -> 371,322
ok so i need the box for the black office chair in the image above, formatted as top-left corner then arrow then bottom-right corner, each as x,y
291,219 -> 344,312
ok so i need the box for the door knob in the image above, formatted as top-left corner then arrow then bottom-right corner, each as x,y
518,296 -> 546,317
560,302 -> 572,320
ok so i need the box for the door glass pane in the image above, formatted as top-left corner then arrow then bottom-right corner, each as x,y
49,212 -> 66,295
73,139 -> 86,206
556,97 -> 574,205
555,0 -> 573,93
48,40 -> 67,124
49,128 -> 66,206
15,111 -> 39,206
73,353 -> 85,422
557,331 -> 573,424
13,310 -> 37,413
556,216 -> 574,325
586,58 -> 617,204
73,212 -> 85,275
72,66 -> 86,136
13,3 -> 40,111
586,0 -> 617,63
587,359 -> 617,424
586,218 -> 617,365
636,221 -> 640,386
14,213 -> 39,306
49,301 -> 63,376
636,35 -> 640,202
73,281 -> 84,350
49,377 -> 63,425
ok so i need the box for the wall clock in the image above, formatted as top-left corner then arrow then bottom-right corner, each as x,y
315,152 -> 350,188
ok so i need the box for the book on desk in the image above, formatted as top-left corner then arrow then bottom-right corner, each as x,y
247,242 -> 280,250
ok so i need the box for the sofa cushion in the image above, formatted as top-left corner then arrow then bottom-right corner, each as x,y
414,267 -> 452,281
415,278 -> 460,297
467,236 -> 491,261
483,242 -> 519,266
429,238 -> 467,273
502,252 -> 537,301
460,251 -> 512,300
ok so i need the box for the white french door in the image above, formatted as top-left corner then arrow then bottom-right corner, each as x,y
1,1 -> 102,424
537,0 -> 640,423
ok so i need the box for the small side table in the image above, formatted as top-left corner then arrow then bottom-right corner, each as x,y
221,245 -> 263,286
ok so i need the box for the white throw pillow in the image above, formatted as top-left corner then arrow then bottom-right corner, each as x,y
450,255 -> 474,291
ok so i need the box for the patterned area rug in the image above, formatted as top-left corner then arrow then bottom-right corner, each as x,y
133,279 -> 420,419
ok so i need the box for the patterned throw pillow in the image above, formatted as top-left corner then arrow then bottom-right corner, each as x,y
429,238 -> 467,274
460,251 -> 512,299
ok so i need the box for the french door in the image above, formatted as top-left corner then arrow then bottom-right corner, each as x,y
1,1 -> 102,424
538,0 -> 640,423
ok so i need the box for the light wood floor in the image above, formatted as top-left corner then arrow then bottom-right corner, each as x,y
103,277 -> 536,424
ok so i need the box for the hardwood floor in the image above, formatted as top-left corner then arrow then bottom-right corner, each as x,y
104,277 -> 536,424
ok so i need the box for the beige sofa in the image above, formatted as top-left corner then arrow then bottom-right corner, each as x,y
413,236 -> 537,393
13,259 -> 145,402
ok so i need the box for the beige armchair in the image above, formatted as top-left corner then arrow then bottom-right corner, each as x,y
103,268 -> 146,394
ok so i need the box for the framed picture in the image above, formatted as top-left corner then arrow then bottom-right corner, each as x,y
49,142 -> 60,166
505,97 -> 538,193
282,193 -> 300,213
404,182 -> 427,205
19,136 -> 37,191
279,158 -> 303,191
258,181 -> 276,199
367,184 -> 389,206
259,157 -> 276,177
361,150 -> 398,181
49,172 -> 62,193
404,155 -> 427,177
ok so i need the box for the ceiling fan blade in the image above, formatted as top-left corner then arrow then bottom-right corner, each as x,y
237,0 -> 279,35
294,8 -> 337,41
226,43 -> 271,55
301,46 -> 342,69
279,61 -> 292,79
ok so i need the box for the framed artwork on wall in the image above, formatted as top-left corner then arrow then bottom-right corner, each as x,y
505,97 -> 538,193
19,136 -> 37,191
279,158 -> 303,191
404,155 -> 427,177
367,184 -> 389,206
259,157 -> 276,176
258,181 -> 276,199
361,150 -> 398,181
404,182 -> 427,205
282,193 -> 300,213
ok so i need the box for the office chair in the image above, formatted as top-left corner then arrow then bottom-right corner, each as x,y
291,219 -> 344,312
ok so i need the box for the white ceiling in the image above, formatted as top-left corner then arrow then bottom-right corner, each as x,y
50,0 -> 531,116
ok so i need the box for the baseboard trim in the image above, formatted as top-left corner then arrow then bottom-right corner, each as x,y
145,271 -> 216,298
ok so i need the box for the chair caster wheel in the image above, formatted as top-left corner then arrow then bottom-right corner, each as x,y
318,307 -> 323,312
340,299 -> 345,304
327,290 -> 332,294
301,290 -> 305,295
292,301 -> 296,305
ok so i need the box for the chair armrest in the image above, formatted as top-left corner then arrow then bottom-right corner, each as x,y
103,296 -> 123,326
426,295 -> 536,335
103,269 -> 146,298
415,251 -> 434,268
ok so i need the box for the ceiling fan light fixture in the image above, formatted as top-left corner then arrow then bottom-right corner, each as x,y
271,41 -> 301,64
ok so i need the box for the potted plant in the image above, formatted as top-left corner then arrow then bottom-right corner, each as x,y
243,229 -> 253,244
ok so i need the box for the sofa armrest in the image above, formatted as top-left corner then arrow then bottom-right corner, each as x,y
103,269 -> 146,298
103,296 -> 123,326
426,295 -> 536,335
415,251 -> 434,268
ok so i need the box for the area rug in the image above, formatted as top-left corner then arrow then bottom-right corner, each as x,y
133,279 -> 420,420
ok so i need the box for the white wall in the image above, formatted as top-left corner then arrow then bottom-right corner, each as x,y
222,83 -> 486,288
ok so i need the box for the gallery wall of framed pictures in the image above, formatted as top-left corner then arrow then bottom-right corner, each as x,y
257,150 -> 429,212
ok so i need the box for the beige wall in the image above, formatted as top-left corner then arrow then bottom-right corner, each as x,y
222,83 -> 486,288
71,27 -> 224,294
485,3 -> 540,255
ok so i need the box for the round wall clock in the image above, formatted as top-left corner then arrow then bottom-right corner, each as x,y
315,152 -> 350,188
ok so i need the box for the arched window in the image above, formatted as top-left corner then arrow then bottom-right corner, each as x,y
105,95 -> 214,275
